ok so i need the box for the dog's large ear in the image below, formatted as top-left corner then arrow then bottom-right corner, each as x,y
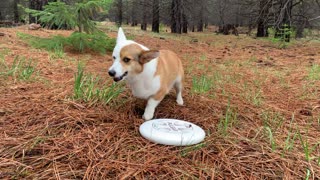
139,50 -> 160,64
117,27 -> 126,44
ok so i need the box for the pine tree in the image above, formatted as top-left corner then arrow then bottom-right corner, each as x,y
24,0 -> 112,34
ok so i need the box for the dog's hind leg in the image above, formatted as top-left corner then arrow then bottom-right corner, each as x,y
174,79 -> 184,106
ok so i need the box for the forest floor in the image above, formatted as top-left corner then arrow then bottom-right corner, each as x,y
0,24 -> 320,179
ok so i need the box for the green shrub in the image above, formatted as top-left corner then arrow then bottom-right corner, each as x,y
25,1 -> 76,30
17,32 -> 66,52
268,24 -> 294,49
17,32 -> 115,54
67,32 -> 116,53
21,0 -> 112,33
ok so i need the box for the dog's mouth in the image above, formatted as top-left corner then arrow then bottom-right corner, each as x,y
113,71 -> 128,82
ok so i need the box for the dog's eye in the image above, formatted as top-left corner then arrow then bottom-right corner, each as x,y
113,56 -> 116,60
123,57 -> 131,63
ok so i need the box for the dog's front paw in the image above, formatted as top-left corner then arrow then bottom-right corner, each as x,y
142,112 -> 154,121
176,97 -> 184,106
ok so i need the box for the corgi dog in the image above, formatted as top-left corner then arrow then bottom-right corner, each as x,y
108,28 -> 184,121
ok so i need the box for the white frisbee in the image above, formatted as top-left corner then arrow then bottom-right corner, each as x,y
139,119 -> 206,146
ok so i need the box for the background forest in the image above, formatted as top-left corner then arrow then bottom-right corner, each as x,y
1,0 -> 320,39
0,0 -> 320,179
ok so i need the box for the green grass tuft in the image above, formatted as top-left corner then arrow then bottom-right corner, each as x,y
0,55 -> 36,81
308,64 -> 320,81
242,85 -> 263,106
282,114 -> 298,155
180,143 -> 206,157
261,111 -> 285,131
218,100 -> 238,136
200,54 -> 207,61
73,62 -> 123,105
264,126 -> 277,151
192,75 -> 213,94
260,111 -> 287,151
298,131 -> 320,162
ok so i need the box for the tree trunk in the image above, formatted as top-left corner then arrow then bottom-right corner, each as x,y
197,0 -> 204,32
204,22 -> 208,29
295,18 -> 307,38
131,0 -> 137,26
170,0 -> 182,33
125,0 -> 129,25
295,2 -> 307,38
182,12 -> 187,33
197,19 -> 203,32
141,0 -> 147,31
14,0 -> 20,23
116,0 -> 123,27
191,25 -> 195,32
256,0 -> 270,37
29,0 -> 38,23
257,21 -> 269,37
218,0 -> 226,28
152,0 -> 160,33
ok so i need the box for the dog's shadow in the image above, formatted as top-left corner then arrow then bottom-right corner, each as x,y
131,99 -> 146,117
132,93 -> 179,118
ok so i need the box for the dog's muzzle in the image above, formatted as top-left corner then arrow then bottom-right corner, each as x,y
109,71 -> 128,82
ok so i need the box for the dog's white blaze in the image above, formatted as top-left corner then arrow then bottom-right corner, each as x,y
110,40 -> 133,78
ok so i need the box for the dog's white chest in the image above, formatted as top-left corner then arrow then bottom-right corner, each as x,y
126,59 -> 161,99
128,75 -> 160,99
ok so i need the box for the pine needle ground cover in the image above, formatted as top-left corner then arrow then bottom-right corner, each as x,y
0,25 -> 319,179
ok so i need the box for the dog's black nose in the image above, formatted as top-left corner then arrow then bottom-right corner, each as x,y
108,70 -> 116,77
